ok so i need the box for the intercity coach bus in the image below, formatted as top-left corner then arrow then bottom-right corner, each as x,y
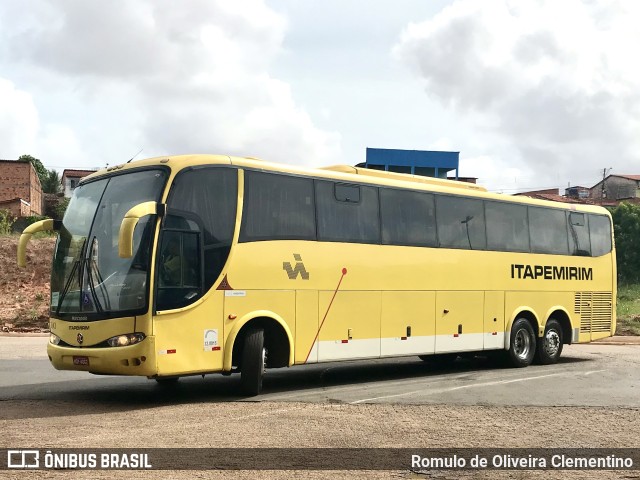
18,155 -> 616,395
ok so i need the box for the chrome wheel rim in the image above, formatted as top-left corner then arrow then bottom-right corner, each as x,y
514,328 -> 531,360
262,348 -> 268,374
544,330 -> 560,358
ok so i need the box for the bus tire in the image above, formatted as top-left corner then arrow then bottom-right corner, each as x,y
507,318 -> 536,367
535,319 -> 563,365
240,328 -> 266,396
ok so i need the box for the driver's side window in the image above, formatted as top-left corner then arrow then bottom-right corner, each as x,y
156,215 -> 202,311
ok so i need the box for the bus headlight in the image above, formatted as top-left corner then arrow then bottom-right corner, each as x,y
106,333 -> 146,347
49,333 -> 61,345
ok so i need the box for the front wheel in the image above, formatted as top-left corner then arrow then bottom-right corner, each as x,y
536,319 -> 563,364
240,328 -> 266,396
507,318 -> 536,367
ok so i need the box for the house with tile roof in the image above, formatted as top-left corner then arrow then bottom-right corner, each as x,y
590,174 -> 640,203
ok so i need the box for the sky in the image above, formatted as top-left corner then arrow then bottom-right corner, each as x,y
1,0 -> 638,193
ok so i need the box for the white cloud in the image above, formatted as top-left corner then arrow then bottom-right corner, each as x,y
394,0 -> 640,190
0,0 -> 340,169
0,78 -> 39,158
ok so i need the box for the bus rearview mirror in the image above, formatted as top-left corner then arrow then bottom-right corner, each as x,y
118,201 -> 165,259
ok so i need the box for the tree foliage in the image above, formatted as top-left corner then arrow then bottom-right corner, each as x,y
54,197 -> 70,220
611,202 -> 640,283
41,169 -> 62,194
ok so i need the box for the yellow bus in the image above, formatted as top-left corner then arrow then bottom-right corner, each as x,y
18,155 -> 616,395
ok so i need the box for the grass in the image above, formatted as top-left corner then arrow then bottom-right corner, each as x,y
617,283 -> 640,335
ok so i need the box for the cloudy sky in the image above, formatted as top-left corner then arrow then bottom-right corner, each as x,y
1,0 -> 638,193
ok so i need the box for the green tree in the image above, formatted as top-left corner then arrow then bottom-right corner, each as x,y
611,202 -> 640,283
54,197 -> 70,220
41,169 -> 62,194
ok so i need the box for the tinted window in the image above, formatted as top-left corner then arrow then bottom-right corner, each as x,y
380,189 -> 436,246
529,207 -> 569,255
316,181 -> 380,243
156,218 -> 202,311
568,212 -> 591,256
335,184 -> 360,202
589,214 -> 612,257
168,167 -> 237,289
436,196 -> 486,250
485,202 -> 529,252
240,171 -> 316,242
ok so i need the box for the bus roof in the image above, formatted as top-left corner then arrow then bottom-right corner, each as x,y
81,154 -> 611,216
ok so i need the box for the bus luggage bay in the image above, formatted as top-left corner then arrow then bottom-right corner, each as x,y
17,155 -> 616,395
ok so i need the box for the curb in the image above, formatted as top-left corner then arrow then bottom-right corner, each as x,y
0,332 -> 49,337
588,336 -> 640,346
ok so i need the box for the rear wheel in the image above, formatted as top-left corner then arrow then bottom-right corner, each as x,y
240,328 -> 266,396
507,318 -> 536,367
536,319 -> 563,364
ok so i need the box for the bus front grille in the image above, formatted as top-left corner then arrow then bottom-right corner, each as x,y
575,292 -> 613,333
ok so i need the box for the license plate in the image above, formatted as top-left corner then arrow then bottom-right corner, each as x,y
73,356 -> 89,366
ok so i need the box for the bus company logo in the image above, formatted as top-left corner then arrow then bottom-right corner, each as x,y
69,325 -> 89,330
77,333 -> 84,344
7,450 -> 39,469
511,264 -> 593,281
283,254 -> 309,280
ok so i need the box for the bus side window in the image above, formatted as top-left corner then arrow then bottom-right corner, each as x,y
529,207 -> 570,255
316,181 -> 380,244
435,195 -> 486,250
485,201 -> 529,252
589,214 -> 612,257
568,212 -> 591,256
240,171 -> 316,242
380,188 -> 436,247
156,216 -> 203,311
167,168 -> 237,292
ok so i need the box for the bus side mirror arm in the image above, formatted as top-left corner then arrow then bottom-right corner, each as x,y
17,219 -> 61,267
118,201 -> 165,258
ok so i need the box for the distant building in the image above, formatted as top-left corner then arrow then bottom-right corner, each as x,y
359,148 -> 460,179
565,186 -> 590,200
514,188 -> 587,204
61,169 -> 97,197
0,159 -> 43,217
590,175 -> 640,203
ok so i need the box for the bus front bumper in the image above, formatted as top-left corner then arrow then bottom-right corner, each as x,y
47,336 -> 157,376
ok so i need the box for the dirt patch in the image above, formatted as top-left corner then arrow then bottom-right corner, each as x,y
0,235 -> 54,332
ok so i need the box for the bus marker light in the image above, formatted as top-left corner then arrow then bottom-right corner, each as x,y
341,340 -> 349,343
228,314 -> 237,320
453,334 -> 459,337
401,337 -> 408,341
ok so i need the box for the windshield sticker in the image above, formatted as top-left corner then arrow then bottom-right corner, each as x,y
204,329 -> 220,351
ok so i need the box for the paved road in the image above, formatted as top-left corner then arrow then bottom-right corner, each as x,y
1,336 -> 638,408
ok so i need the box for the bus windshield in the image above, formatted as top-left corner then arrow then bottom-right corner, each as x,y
51,168 -> 167,321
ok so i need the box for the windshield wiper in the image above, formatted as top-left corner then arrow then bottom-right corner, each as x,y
85,237 -> 105,313
56,238 -> 86,316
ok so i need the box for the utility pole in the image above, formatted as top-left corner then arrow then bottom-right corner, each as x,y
601,167 -> 612,204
